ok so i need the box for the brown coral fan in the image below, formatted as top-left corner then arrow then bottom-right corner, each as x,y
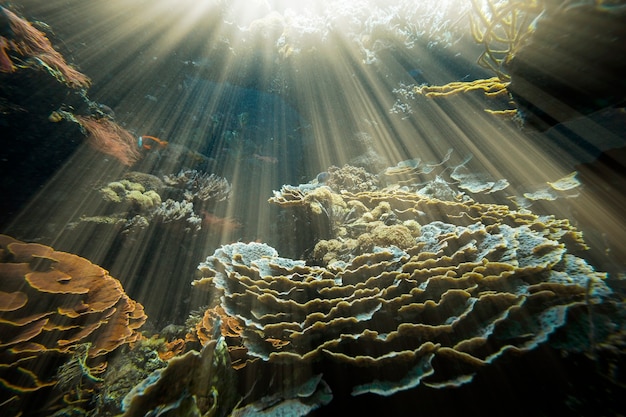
0,7 -> 90,88
76,116 -> 141,166
0,235 -> 146,412
195,183 -> 612,399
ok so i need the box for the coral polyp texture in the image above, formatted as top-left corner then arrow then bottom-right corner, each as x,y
0,235 -> 146,411
193,181 -> 611,397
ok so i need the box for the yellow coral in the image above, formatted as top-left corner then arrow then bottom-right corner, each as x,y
370,201 -> 393,219
120,179 -> 145,193
305,186 -> 347,209
100,186 -> 123,203
100,180 -> 161,212
126,190 -> 161,212
413,0 -> 544,116
415,76 -> 510,98
313,238 -> 358,265
403,219 -> 421,236
358,224 -> 415,252
469,0 -> 543,80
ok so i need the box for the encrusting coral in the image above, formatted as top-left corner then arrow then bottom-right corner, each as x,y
0,235 -> 146,415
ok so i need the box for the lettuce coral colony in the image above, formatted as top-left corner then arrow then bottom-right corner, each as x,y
184,168 -> 619,412
0,235 -> 146,414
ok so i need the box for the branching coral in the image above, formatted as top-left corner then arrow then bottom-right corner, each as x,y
415,76 -> 510,98
153,199 -> 202,231
469,0 -> 544,81
163,170 -> 232,203
78,171 -> 233,235
411,0 -> 544,115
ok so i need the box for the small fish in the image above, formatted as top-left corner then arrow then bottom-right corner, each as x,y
200,210 -> 241,233
137,135 -> 168,150
316,171 -> 330,183
253,153 -> 278,164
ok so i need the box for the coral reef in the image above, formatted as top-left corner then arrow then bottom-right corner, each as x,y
411,1 -> 626,127
324,165 -> 380,193
185,306 -> 248,370
153,199 -> 202,231
122,171 -> 165,193
230,374 -> 332,417
0,234 -> 146,415
188,166 -> 619,408
92,337 -> 168,416
409,0 -> 544,117
469,0 -> 543,81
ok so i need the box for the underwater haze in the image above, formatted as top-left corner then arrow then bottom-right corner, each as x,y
1,0 -> 625,416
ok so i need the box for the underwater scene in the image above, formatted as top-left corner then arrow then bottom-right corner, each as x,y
1,0 -> 625,415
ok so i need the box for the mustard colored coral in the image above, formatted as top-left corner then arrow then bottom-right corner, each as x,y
100,180 -> 162,212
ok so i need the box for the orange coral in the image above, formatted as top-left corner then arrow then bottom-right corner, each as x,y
75,115 -> 141,166
158,338 -> 186,361
0,36 -> 14,72
0,234 -> 146,410
195,305 -> 245,345
0,7 -> 90,88
191,306 -> 249,369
